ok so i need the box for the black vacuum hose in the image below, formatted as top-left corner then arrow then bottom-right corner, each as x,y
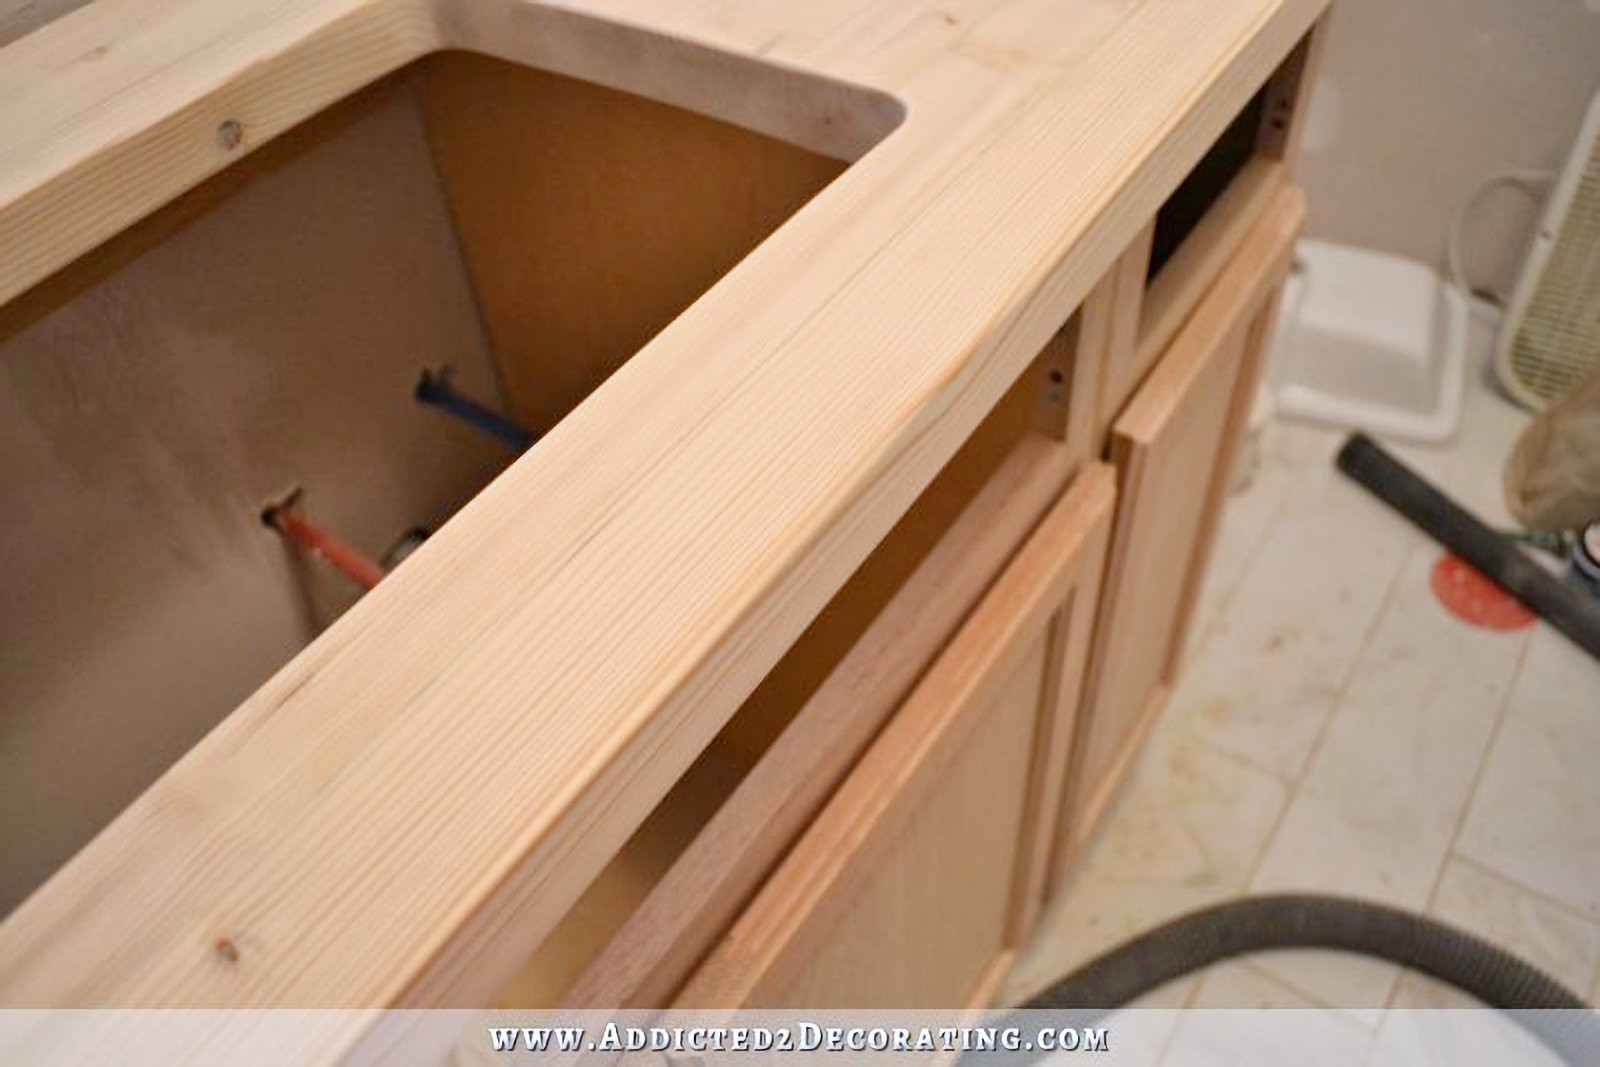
1024,894 -> 1585,1010
1001,894 -> 1596,1064
1336,433 -> 1600,662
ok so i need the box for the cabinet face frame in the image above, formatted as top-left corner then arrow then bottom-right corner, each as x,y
675,465 -> 1117,1009
1099,22 -> 1324,429
1058,186 -> 1305,865
1051,20 -> 1324,870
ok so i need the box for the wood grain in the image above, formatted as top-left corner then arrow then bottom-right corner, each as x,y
1257,21 -> 1328,167
1136,158 -> 1289,388
1007,559 -> 1102,941
760,630 -> 1051,1009
1063,185 -> 1304,852
708,340 -> 1070,772
0,0 -> 1328,1042
675,465 -> 1115,1008
498,349 -> 1067,1009
1162,293 -> 1288,681
1093,221 -> 1157,431
565,432 -> 1076,1009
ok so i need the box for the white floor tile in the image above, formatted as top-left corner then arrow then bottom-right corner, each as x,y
1380,306 -> 1531,531
1127,976 -> 1202,1010
1189,958 -> 1346,1010
1386,970 -> 1480,1010
1000,724 -> 1288,1005
1427,856 -> 1600,998
1249,541 -> 1525,891
1432,383 -> 1534,530
1162,989 -> 1374,1067
1239,949 -> 1399,1019
1245,539 -> 1527,1003
1369,973 -> 1564,1067
1455,627 -> 1600,921
1181,422 -> 1338,669
1090,1008 -> 1188,1066
1163,441 -> 1414,782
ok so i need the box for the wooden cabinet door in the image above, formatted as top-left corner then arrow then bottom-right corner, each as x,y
673,465 -> 1116,1009
1060,186 -> 1304,857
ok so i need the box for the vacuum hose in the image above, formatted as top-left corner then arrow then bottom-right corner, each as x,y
1336,433 -> 1600,662
1023,894 -> 1584,1011
1009,894 -> 1595,1063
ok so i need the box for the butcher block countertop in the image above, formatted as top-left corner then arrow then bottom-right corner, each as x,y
0,0 -> 1325,1015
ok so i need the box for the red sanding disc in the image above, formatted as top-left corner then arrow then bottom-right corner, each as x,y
1431,553 -> 1536,631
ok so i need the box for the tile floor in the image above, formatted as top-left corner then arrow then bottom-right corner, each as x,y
1002,306 -> 1600,1036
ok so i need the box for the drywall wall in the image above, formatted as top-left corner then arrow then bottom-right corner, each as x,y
1298,0 -> 1600,296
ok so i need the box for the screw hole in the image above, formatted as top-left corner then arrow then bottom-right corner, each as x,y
216,120 -> 244,151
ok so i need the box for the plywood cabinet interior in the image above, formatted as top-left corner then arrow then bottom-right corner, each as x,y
419,52 -> 854,431
0,49 -> 874,919
674,465 -> 1115,1009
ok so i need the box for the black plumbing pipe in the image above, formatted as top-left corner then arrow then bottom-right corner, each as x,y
982,895 -> 1595,1066
1336,432 -> 1600,662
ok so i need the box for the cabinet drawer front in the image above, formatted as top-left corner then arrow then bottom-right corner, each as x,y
1064,185 -> 1304,853
675,464 -> 1116,1009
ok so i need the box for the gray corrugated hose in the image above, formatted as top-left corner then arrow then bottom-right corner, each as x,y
1003,895 -> 1595,1064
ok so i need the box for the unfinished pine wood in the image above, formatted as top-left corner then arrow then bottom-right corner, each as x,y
1061,185 -> 1304,855
0,0 -> 1328,1041
1256,23 -> 1329,168
675,465 -> 1115,1008
1007,540 -> 1105,942
1134,158 -> 1289,400
563,432 -> 1076,1010
710,343 -> 1079,771
1093,221 -> 1157,432
764,631 -> 1051,1010
1162,293 -> 1287,681
1031,316 -> 1086,443
490,740 -> 741,1008
500,360 -> 1069,1008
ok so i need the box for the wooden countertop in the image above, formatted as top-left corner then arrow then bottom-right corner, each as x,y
0,0 -> 1325,1016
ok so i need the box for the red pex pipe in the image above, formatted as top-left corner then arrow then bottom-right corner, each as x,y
266,507 -> 386,591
